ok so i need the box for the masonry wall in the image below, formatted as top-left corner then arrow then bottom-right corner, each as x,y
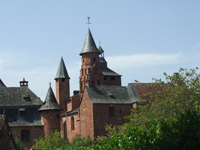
10,126 -> 44,149
72,94 -> 81,110
55,78 -> 70,112
41,110 -> 61,137
93,104 -> 132,138
103,76 -> 121,86
80,90 -> 94,139
66,113 -> 80,142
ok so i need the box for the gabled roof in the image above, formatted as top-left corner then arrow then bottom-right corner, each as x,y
0,79 -> 6,88
128,83 -> 167,101
86,85 -> 141,104
38,84 -> 63,111
80,28 -> 101,55
55,57 -> 70,79
0,87 -> 43,106
99,57 -> 121,76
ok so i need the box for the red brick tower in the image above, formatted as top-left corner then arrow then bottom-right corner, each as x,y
55,57 -> 70,112
79,29 -> 103,92
38,83 -> 63,136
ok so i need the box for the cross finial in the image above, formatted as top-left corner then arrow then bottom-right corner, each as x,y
99,41 -> 101,46
86,16 -> 91,28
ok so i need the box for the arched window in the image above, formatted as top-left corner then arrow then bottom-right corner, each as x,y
71,116 -> 75,130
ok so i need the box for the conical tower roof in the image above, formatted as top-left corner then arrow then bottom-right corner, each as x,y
55,57 -> 70,79
0,79 -> 6,88
38,83 -> 63,111
80,28 -> 101,55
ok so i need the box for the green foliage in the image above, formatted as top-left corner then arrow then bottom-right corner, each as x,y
16,139 -> 26,150
96,124 -> 118,142
126,67 -> 200,128
94,108 -> 200,149
32,131 -> 68,149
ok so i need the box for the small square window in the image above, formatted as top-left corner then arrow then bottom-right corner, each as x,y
111,77 -> 115,80
104,77 -> 107,80
21,130 -> 30,141
62,79 -> 65,82
109,107 -> 114,116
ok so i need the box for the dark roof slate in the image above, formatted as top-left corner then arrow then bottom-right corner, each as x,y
38,84 -> 63,111
0,105 -> 43,126
67,108 -> 78,115
55,57 -> 70,79
80,29 -> 101,55
86,85 -> 141,104
99,57 -> 121,76
0,79 -> 6,88
0,87 -> 43,106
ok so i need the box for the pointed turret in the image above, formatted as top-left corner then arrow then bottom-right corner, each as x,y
55,57 -> 70,79
55,57 -> 70,112
38,83 -> 63,111
80,29 -> 101,55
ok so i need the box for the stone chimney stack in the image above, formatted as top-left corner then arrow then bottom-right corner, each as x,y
19,78 -> 28,87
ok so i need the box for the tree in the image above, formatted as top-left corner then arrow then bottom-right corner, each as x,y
125,67 -> 200,128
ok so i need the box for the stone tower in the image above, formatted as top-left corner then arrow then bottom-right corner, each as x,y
79,28 -> 103,92
38,83 -> 63,136
55,57 -> 70,112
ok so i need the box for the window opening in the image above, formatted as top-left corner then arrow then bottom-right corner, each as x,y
109,107 -> 114,116
111,77 -> 115,80
21,130 -> 30,141
71,116 -> 75,130
119,110 -> 122,114
104,77 -> 107,80
57,114 -> 59,119
93,58 -> 96,61
62,79 -> 65,82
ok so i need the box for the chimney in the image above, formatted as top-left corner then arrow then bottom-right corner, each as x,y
19,78 -> 28,87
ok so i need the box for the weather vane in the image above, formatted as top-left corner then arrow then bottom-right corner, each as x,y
86,16 -> 91,28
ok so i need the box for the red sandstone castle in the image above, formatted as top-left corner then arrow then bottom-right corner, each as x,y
0,28 -> 140,149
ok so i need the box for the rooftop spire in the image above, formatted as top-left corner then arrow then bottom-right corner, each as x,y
80,28 -> 101,55
55,57 -> 70,79
38,83 -> 63,111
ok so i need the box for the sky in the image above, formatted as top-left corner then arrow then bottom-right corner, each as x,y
1,1 -> 200,101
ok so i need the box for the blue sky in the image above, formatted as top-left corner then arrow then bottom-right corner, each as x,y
1,1 -> 200,101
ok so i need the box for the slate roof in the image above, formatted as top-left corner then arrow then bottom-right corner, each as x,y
67,108 -> 78,115
55,57 -> 70,79
0,106 -> 43,126
38,83 -> 63,111
0,87 -> 43,106
99,57 -> 121,76
0,81 -> 43,126
0,79 -> 6,88
86,85 -> 141,104
128,83 -> 168,101
98,46 -> 104,54
80,29 -> 101,55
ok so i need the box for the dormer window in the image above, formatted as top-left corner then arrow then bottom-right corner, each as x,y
19,108 -> 25,117
109,95 -> 115,99
24,97 -> 31,102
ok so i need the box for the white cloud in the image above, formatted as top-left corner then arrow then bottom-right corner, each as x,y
106,53 -> 184,70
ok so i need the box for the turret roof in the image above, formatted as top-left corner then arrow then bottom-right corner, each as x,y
55,57 -> 70,79
38,83 -> 63,111
80,28 -> 101,55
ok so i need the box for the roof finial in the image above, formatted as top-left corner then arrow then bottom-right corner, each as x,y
49,82 -> 51,87
86,16 -> 91,28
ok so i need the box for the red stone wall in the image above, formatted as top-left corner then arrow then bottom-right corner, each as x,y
103,76 -> 121,86
66,101 -> 72,112
93,104 -> 132,138
72,94 -> 81,110
66,113 -> 80,142
55,78 -> 70,112
80,90 -> 94,140
10,126 -> 44,149
41,110 -> 61,137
